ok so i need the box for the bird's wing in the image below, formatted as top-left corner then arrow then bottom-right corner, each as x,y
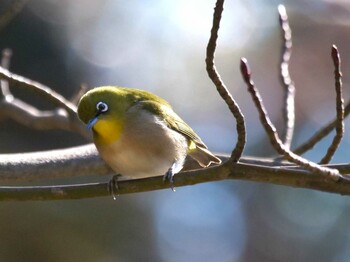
138,100 -> 208,149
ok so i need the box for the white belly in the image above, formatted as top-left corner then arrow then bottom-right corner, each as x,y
95,109 -> 188,179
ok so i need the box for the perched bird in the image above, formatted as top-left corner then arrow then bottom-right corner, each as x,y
77,86 -> 221,186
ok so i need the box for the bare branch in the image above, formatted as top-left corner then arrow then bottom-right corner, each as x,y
70,83 -> 88,105
0,64 -> 89,138
0,144 -> 111,182
1,151 -> 350,201
0,182 -> 109,201
278,5 -> 295,149
206,0 -> 246,162
240,58 -> 343,181
293,103 -> 350,155
0,97 -> 89,139
0,48 -> 12,98
0,65 -> 77,116
319,45 -> 344,164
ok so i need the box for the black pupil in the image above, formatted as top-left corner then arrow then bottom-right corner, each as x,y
98,103 -> 107,112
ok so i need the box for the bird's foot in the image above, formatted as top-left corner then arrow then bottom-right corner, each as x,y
108,175 -> 120,200
163,167 -> 176,192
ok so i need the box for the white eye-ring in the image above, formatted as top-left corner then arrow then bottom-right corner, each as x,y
96,101 -> 108,113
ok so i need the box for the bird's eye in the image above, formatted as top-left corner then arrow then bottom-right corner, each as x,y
96,101 -> 108,113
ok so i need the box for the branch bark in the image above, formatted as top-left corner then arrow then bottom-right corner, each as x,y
206,0 -> 246,162
278,5 -> 295,149
1,145 -> 350,201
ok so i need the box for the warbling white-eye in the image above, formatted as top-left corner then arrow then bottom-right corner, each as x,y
77,86 -> 221,187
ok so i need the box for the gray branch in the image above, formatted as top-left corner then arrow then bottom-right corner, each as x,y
1,145 -> 350,201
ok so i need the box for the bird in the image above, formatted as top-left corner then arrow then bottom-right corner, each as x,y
77,86 -> 221,192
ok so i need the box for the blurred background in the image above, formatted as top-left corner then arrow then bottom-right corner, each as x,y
0,0 -> 350,261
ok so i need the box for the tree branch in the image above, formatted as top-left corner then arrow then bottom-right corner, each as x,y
0,48 -> 12,98
319,45 -> 344,164
0,97 -> 89,138
0,144 -> 111,182
293,102 -> 350,155
240,58 -> 343,181
1,148 -> 350,201
0,66 -> 77,116
206,0 -> 246,162
0,63 -> 90,139
278,5 -> 295,149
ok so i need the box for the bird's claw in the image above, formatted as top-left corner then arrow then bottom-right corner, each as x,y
108,175 -> 120,200
163,167 -> 176,192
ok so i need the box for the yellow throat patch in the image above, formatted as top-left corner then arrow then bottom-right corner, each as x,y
93,117 -> 124,145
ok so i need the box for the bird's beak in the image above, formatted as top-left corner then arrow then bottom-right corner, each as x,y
87,114 -> 100,130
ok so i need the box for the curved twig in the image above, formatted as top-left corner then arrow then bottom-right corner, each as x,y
319,45 -> 344,164
293,48 -> 350,156
70,83 -> 88,105
0,97 -> 89,138
0,49 -> 12,98
240,58 -> 342,181
206,0 -> 246,162
278,5 -> 295,149
0,63 -> 89,138
0,66 -> 77,116
293,102 -> 350,155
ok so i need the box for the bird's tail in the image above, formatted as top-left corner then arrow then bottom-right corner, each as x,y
188,145 -> 222,167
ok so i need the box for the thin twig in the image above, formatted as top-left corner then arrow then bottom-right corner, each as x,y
240,58 -> 342,181
0,54 -> 88,138
70,83 -> 88,105
0,0 -> 29,32
293,62 -> 350,156
0,97 -> 89,138
206,0 -> 246,162
0,48 -> 12,98
0,55 -> 88,138
278,5 -> 295,149
0,65 -> 77,116
293,102 -> 350,155
319,45 -> 344,164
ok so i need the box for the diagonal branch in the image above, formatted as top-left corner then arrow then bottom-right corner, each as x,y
70,83 -> 88,105
0,62 -> 89,138
0,66 -> 77,116
0,49 -> 12,98
293,50 -> 350,156
293,103 -> 350,155
0,97 -> 89,138
206,0 -> 246,162
319,45 -> 344,164
240,58 -> 343,181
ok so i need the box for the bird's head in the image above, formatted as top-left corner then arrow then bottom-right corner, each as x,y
77,86 -> 134,143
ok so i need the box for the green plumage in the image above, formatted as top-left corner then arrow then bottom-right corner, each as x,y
78,86 -> 205,147
77,86 -> 221,178
137,100 -> 207,148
